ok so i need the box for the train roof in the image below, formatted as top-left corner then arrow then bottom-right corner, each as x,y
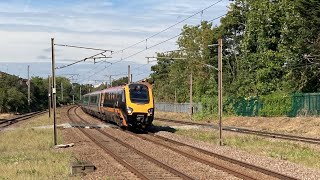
101,85 -> 125,93
83,82 -> 152,96
83,85 -> 125,96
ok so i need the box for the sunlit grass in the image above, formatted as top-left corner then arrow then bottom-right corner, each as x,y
21,109 -> 63,129
176,129 -> 320,169
0,109 -> 74,179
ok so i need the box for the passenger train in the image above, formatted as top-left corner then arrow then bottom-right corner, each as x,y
80,82 -> 154,129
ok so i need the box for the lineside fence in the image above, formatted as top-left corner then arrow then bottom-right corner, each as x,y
227,93 -> 320,117
156,93 -> 320,117
155,102 -> 202,113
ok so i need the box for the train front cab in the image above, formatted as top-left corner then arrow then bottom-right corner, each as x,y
125,83 -> 154,128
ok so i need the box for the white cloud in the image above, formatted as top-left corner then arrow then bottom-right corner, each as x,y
0,0 -> 229,84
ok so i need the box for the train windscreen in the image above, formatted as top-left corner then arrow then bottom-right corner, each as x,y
129,84 -> 149,103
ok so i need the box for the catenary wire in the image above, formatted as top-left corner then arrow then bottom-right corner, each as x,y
81,13 -> 227,82
54,1 -> 225,72
110,0 -> 224,55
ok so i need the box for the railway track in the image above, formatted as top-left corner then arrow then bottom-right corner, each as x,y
129,131 -> 297,180
73,106 -> 298,180
68,106 -> 193,180
154,118 -> 320,145
0,111 -> 47,131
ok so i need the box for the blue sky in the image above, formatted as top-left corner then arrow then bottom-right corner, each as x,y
0,0 -> 230,85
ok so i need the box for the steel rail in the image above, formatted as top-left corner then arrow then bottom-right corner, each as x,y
66,106 -> 149,180
74,108 -> 300,179
95,128 -> 194,180
126,131 -> 259,180
77,109 -> 295,179
0,111 -> 43,124
0,111 -> 47,130
148,133 -> 297,180
73,107 -> 193,180
71,107 -> 193,180
155,118 -> 320,144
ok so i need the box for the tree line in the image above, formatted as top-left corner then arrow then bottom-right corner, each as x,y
0,73 -> 90,113
150,0 -> 320,114
0,72 -> 130,113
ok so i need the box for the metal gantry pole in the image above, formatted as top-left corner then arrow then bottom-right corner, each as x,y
72,83 -> 74,104
61,82 -> 63,101
218,38 -> 223,146
109,75 -> 112,87
79,86 -> 82,101
48,75 -> 51,118
189,72 -> 193,120
27,65 -> 31,112
128,65 -> 131,84
175,88 -> 177,113
51,38 -> 57,146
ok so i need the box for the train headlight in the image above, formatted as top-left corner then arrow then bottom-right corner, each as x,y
127,107 -> 133,114
148,108 -> 154,115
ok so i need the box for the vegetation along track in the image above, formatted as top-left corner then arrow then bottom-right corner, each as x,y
155,118 -> 320,145
0,111 -> 47,131
74,106 -> 297,180
68,106 -> 193,180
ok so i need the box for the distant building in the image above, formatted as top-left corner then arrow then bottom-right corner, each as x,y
19,78 -> 28,87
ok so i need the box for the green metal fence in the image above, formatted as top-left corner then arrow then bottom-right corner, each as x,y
230,97 -> 261,116
288,93 -> 320,117
229,93 -> 320,117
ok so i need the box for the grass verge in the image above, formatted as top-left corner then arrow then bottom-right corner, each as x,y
0,111 -> 73,179
176,129 -> 320,169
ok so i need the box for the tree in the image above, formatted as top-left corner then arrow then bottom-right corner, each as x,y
7,87 -> 27,113
150,0 -> 320,106
112,77 -> 128,87
0,88 -> 7,113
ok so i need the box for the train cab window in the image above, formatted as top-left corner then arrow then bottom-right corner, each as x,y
129,84 -> 149,104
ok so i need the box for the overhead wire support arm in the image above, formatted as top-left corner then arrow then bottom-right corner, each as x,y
55,51 -> 111,70
54,44 -> 113,52
146,56 -> 187,63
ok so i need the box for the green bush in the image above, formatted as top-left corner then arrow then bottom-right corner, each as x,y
259,92 -> 292,116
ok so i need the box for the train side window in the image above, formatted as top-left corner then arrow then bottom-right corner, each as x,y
90,95 -> 97,104
90,96 -> 93,104
104,93 -> 108,106
121,90 -> 125,102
